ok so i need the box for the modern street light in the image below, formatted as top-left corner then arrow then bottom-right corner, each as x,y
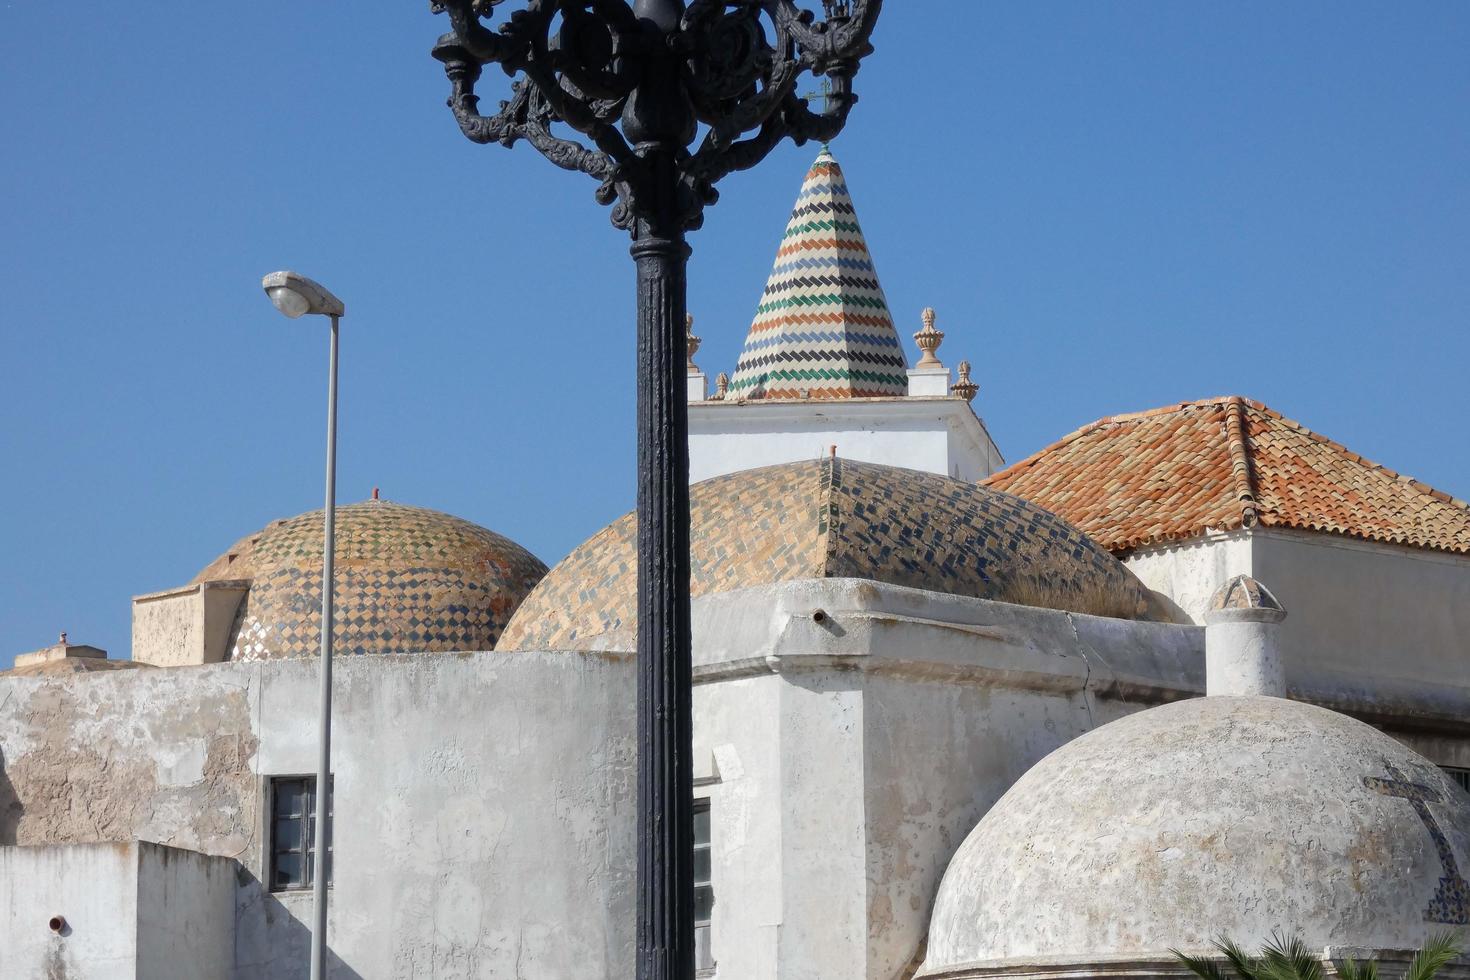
424,3 -> 883,979
261,269 -> 344,980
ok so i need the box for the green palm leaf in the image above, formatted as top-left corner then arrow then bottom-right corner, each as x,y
1404,931 -> 1462,980
1258,932 -> 1323,980
1335,957 -> 1378,980
1217,936 -> 1264,980
1170,948 -> 1228,980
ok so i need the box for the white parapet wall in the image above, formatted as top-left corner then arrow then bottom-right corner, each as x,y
689,396 -> 1004,484
0,652 -> 637,978
1126,526 -> 1470,710
0,841 -> 234,980
131,580 -> 250,666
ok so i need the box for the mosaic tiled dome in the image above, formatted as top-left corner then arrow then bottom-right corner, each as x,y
194,500 -> 547,660
498,458 -> 1158,651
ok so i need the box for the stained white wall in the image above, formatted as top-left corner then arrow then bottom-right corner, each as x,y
0,843 -> 140,979
1252,529 -> 1470,693
1124,530 -> 1254,624
132,582 -> 247,667
0,841 -> 233,979
690,580 -> 1205,980
135,842 -> 235,980
0,654 -> 638,980
235,653 -> 637,979
1126,528 -> 1470,708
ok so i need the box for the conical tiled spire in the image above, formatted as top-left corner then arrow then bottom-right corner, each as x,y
728,148 -> 908,400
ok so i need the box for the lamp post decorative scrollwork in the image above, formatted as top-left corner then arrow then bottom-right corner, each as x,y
426,2 -> 883,977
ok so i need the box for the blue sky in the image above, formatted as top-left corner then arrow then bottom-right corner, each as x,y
2,3 -> 1467,667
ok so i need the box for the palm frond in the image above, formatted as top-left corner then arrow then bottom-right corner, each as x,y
1171,948 -> 1228,980
1216,936 -> 1264,980
1404,931 -> 1463,980
1335,956 -> 1377,980
1258,932 -> 1323,980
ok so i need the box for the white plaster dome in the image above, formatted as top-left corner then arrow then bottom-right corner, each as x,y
921,696 -> 1470,977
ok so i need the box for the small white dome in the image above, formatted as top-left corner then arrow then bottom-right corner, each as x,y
922,696 -> 1470,977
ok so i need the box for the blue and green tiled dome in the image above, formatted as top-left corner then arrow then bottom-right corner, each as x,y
727,148 -> 909,401
193,500 -> 547,660
498,458 -> 1159,652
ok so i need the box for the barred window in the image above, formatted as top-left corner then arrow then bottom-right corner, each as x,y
270,776 -> 333,891
694,799 -> 715,975
1445,767 -> 1470,795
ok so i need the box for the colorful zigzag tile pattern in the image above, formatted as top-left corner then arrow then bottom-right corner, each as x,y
727,149 -> 908,400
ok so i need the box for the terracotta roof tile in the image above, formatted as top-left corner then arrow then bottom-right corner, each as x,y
984,396 -> 1470,556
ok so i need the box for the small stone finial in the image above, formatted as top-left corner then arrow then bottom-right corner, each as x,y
714,372 -> 730,400
1208,575 -> 1285,615
686,314 -> 701,374
1205,575 -> 1288,698
951,361 -> 979,402
914,308 -> 945,369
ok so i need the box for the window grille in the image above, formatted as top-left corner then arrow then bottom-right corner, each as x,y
269,776 -> 333,892
694,799 -> 715,975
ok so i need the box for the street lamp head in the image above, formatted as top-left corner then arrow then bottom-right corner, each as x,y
262,271 -> 345,320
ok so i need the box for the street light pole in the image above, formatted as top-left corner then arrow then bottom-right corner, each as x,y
261,271 -> 346,980
311,312 -> 338,980
425,4 -> 883,977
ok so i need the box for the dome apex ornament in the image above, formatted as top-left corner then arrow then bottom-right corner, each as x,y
951,361 -> 979,403
686,314 -> 701,374
914,307 -> 945,368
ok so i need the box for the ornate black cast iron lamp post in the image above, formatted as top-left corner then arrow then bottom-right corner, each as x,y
426,1 -> 882,976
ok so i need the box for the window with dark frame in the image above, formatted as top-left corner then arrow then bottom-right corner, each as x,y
269,776 -> 333,892
694,799 -> 715,975
1445,767 -> 1470,795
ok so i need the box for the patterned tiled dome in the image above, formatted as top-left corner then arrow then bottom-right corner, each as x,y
194,501 -> 547,660
498,458 -> 1159,651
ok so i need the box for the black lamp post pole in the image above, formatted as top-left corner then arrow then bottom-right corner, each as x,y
427,2 -> 882,976
633,224 -> 694,974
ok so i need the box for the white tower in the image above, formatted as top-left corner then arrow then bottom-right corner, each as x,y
688,148 -> 1003,483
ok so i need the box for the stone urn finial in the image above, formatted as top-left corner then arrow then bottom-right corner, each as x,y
714,372 -> 729,400
914,307 -> 945,368
686,313 -> 701,374
951,361 -> 979,402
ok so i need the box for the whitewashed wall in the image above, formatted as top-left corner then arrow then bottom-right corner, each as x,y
0,843 -> 141,979
0,653 -> 637,979
690,580 -> 1203,980
1252,528 -> 1470,692
1126,527 -> 1470,719
688,399 -> 1004,484
0,841 -> 234,980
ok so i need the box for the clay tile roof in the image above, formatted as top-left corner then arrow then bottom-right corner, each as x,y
984,396 -> 1470,556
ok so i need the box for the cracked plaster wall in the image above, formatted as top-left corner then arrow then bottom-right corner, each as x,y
0,652 -> 637,979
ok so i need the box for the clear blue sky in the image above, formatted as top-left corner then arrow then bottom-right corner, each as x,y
2,4 -> 1467,667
